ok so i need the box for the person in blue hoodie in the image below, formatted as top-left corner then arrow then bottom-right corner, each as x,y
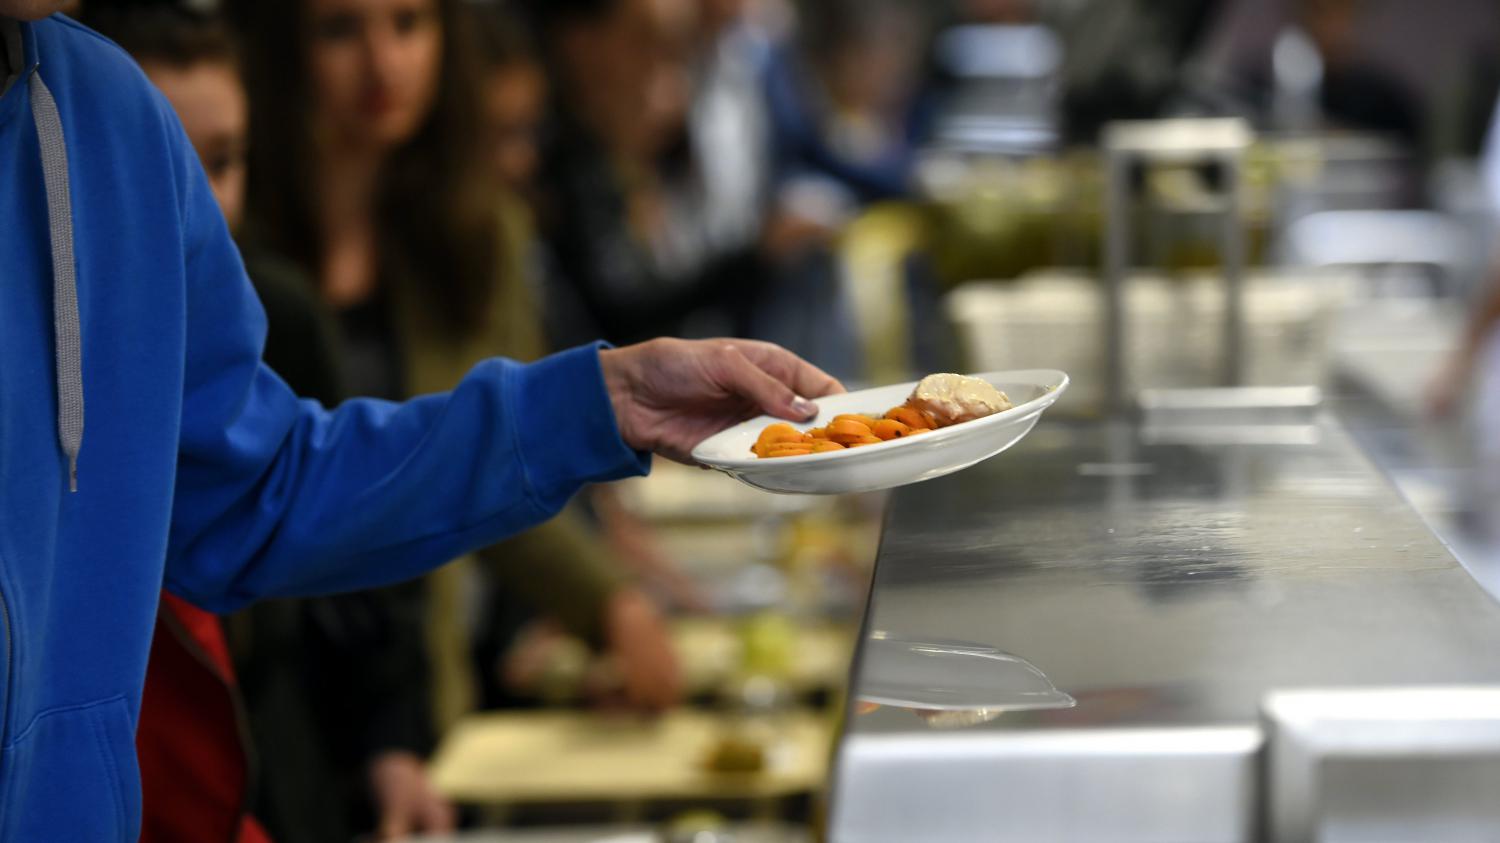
0,5 -> 842,841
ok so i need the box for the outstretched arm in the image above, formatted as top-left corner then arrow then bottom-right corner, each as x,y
157,89 -> 842,613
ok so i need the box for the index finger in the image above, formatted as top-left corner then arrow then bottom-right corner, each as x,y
731,340 -> 846,400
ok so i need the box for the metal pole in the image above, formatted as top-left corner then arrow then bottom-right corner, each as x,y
1105,152 -> 1131,414
1220,152 -> 1246,386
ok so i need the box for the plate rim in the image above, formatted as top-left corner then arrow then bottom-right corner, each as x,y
691,368 -> 1070,469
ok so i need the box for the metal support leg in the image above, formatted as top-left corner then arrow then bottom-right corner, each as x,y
1221,153 -> 1247,386
1105,154 -> 1131,415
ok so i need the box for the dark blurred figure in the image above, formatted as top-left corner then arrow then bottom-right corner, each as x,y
1057,0 -> 1227,142
1205,0 -> 1422,141
1276,0 -> 1421,139
962,0 -> 1034,25
476,8 -> 549,195
525,0 -> 775,348
696,0 -> 866,378
765,0 -> 933,204
466,3 -> 703,707
527,0 -> 894,378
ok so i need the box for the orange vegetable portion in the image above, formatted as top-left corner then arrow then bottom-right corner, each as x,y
826,418 -> 873,440
756,423 -> 804,447
749,386 -> 974,459
871,419 -> 913,440
828,418 -> 872,435
884,405 -> 935,430
752,422 -> 810,457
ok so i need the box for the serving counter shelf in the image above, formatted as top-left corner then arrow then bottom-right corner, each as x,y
830,416 -> 1500,842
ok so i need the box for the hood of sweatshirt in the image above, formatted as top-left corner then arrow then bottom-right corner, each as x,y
3,14 -> 82,490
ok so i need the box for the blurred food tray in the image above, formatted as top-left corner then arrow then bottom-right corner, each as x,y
674,618 -> 856,696
431,710 -> 831,805
617,462 -> 829,522
409,823 -> 809,843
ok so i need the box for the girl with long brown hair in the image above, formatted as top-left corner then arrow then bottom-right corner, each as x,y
227,0 -> 684,833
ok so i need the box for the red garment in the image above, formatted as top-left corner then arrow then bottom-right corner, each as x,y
137,593 -> 273,843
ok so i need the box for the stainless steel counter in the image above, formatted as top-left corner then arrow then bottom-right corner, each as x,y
829,418 -> 1500,842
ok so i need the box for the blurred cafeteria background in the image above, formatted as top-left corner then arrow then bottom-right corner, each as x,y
69,0 -> 1500,840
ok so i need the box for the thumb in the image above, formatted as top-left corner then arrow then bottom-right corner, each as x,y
419,795 -> 457,833
379,804 -> 413,841
718,344 -> 819,421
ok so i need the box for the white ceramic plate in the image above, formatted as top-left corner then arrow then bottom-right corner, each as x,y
691,369 -> 1069,495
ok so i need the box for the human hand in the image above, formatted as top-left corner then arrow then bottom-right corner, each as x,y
592,486 -> 711,612
599,338 -> 844,464
1427,357 -> 1470,420
368,751 -> 455,841
602,588 -> 682,711
760,210 -> 836,261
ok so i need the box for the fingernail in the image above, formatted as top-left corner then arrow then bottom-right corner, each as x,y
791,397 -> 818,418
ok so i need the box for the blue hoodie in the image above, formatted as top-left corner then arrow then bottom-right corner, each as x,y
0,15 -> 649,841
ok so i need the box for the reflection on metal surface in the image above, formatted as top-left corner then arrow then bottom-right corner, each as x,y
1138,387 -> 1324,446
1138,386 -> 1323,413
905,708 -> 1006,729
1076,461 -> 1156,477
1140,422 -> 1322,446
856,633 -> 1075,729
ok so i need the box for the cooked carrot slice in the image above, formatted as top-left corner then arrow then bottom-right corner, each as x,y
757,423 -> 804,446
828,418 -> 873,438
833,413 -> 879,428
807,427 -> 830,440
845,435 -> 884,447
871,419 -> 912,440
884,406 -> 935,430
811,440 -> 846,453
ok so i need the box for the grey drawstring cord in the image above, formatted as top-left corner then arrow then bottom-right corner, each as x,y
29,71 -> 83,492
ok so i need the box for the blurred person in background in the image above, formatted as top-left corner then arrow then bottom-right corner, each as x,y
466,3 -> 708,706
477,5 -> 548,197
1056,0 -> 1224,141
1276,0 -> 1419,140
763,0 -> 933,206
692,0 -> 862,379
226,0 -> 684,731
528,0 -> 862,377
526,0 -> 765,349
1430,93 -> 1500,419
82,5 -> 450,840
1202,0 -> 1419,141
960,0 -> 1034,25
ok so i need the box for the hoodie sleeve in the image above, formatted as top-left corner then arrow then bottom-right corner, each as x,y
157,101 -> 650,614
